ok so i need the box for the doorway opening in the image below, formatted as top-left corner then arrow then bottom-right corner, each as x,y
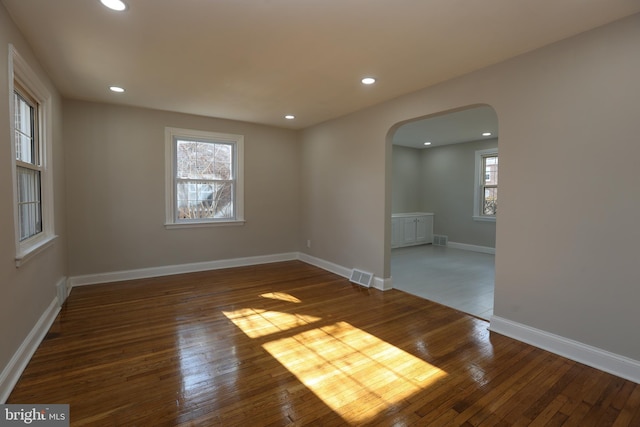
389,105 -> 498,320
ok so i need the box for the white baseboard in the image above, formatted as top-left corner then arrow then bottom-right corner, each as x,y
69,252 -> 299,287
375,276 -> 394,291
0,277 -> 65,403
297,253 -> 391,291
297,253 -> 351,279
70,252 -> 393,293
69,252 -> 392,291
490,315 -> 640,384
448,241 -> 496,255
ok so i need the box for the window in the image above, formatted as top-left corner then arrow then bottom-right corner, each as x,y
165,127 -> 244,227
15,87 -> 41,240
9,46 -> 56,266
474,148 -> 498,221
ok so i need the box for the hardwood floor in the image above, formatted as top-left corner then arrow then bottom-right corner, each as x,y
8,261 -> 640,426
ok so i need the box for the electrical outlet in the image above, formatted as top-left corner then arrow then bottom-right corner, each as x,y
307,240 -> 311,248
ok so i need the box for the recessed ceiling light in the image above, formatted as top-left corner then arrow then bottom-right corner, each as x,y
482,132 -> 492,136
100,0 -> 127,11
285,115 -> 295,120
109,86 -> 125,93
361,77 -> 376,85
423,142 -> 432,146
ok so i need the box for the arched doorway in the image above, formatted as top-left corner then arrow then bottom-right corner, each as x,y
389,105 -> 498,319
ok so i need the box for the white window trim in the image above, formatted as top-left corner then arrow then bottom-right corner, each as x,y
473,148 -> 498,222
164,127 -> 245,229
9,45 -> 57,267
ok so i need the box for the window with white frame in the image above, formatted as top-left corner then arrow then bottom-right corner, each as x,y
9,46 -> 56,266
473,148 -> 498,221
15,86 -> 41,240
165,127 -> 244,227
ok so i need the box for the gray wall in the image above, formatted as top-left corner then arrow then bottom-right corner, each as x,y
392,138 -> 498,247
421,138 -> 497,247
64,100 -> 302,276
0,3 -> 67,387
391,145 -> 421,213
301,14 -> 640,361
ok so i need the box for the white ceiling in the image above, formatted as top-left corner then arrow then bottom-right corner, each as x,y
3,1 -> 639,129
393,105 -> 498,149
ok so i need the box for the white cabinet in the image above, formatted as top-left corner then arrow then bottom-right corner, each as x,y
392,213 -> 434,248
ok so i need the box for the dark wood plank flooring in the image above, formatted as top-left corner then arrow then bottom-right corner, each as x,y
8,261 -> 640,426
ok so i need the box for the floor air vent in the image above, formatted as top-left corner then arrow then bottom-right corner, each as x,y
433,235 -> 448,246
350,269 -> 373,287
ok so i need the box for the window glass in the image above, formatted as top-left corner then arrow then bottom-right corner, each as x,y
14,92 -> 37,164
165,127 -> 243,226
482,155 -> 498,216
17,167 -> 42,240
175,139 -> 235,220
474,149 -> 498,221
14,89 -> 43,241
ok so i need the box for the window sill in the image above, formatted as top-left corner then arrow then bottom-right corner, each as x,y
16,234 -> 58,268
165,220 -> 246,229
473,215 -> 496,223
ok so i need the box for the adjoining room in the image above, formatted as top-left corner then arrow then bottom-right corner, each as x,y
391,106 -> 497,319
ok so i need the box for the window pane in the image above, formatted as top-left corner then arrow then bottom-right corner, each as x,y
176,180 -> 233,219
176,140 -> 232,180
14,92 -> 36,164
17,166 -> 42,240
483,155 -> 498,185
483,187 -> 497,216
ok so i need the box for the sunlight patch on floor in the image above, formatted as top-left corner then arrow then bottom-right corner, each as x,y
260,292 -> 302,303
223,308 -> 321,339
223,308 -> 447,424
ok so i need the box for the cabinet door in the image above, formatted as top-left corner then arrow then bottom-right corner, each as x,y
402,218 -> 417,244
415,215 -> 433,243
415,216 -> 428,243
